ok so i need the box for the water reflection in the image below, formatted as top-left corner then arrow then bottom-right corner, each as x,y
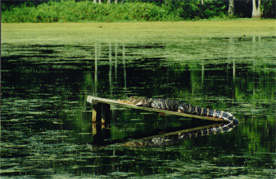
92,42 -> 128,97
1,36 -> 276,178
90,120 -> 237,149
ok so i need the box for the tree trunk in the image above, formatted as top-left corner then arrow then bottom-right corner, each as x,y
228,0 -> 235,17
252,0 -> 262,18
252,0 -> 257,18
115,0 -> 118,4
99,0 -> 102,4
201,0 -> 204,5
256,0 -> 262,18
94,0 -> 97,4
107,0 -> 111,4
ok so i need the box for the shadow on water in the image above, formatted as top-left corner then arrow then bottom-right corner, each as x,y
1,36 -> 276,178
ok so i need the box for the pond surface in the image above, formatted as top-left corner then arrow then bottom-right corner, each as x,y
1,36 -> 276,178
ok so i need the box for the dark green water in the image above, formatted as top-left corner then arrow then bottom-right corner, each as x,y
1,37 -> 275,178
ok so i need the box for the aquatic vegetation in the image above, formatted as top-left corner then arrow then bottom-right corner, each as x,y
1,21 -> 275,178
2,20 -> 275,46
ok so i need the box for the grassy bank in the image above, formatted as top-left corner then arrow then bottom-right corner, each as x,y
2,0 -> 229,23
2,0 -> 275,23
2,20 -> 275,45
2,1 -> 180,23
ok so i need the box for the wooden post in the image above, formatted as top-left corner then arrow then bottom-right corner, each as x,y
101,103 -> 111,145
92,102 -> 101,123
92,122 -> 104,145
92,102 -> 111,124
101,103 -> 110,124
91,102 -> 111,145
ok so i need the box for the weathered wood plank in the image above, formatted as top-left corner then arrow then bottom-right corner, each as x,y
87,96 -> 224,122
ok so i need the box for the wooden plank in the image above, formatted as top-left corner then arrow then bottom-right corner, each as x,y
87,96 -> 224,122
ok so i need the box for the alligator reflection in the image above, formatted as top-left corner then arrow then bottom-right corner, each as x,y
122,122 -> 236,148
90,120 -> 237,149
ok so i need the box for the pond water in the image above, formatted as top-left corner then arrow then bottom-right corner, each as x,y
1,36 -> 275,178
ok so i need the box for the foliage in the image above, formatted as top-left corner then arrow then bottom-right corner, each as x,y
2,1 -> 180,23
2,0 -> 229,23
2,0 -> 274,23
162,0 -> 227,20
262,0 -> 276,18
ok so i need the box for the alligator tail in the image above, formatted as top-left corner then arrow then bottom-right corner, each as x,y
179,104 -> 239,125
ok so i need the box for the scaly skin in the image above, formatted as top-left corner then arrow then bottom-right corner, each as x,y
119,96 -> 239,148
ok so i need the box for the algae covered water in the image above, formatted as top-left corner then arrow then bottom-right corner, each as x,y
1,22 -> 276,178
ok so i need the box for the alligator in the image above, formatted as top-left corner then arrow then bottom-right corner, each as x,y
118,96 -> 239,147
120,97 -> 238,123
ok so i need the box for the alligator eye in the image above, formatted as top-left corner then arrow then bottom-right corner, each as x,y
179,106 -> 184,112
